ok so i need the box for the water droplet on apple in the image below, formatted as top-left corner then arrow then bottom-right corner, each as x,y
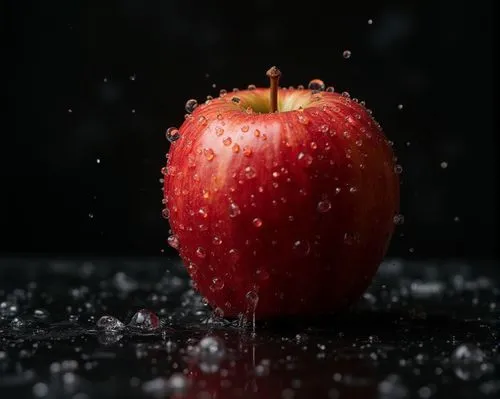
393,214 -> 405,225
185,99 -> 198,113
297,84 -> 305,89
297,114 -> 309,124
308,79 -> 325,92
293,240 -> 311,256
198,207 -> 208,218
165,127 -> 180,142
212,236 -> 222,245
228,202 -> 241,218
244,166 -> 257,179
128,309 -> 159,332
394,164 -> 403,174
210,278 -> 224,291
241,125 -> 249,132
204,148 -> 215,161
216,113 -> 223,120
198,115 -> 208,125
343,50 -> 352,59
440,161 -> 448,169
310,142 -> 318,150
297,152 -> 313,166
219,89 -> 227,97
232,144 -> 240,153
215,127 -> 224,136
326,86 -> 335,92
231,96 -> 241,104
317,199 -> 332,213
349,186 -> 358,193
213,307 -> 224,318
161,208 -> 170,219
243,146 -> 253,157
320,124 -> 329,133
342,91 -> 351,98
254,129 -> 261,137
252,218 -> 263,228
196,247 -> 206,258
397,104 -> 404,110
167,235 -> 179,249
223,137 -> 232,146
344,232 -> 360,245
247,84 -> 256,90
272,171 -> 280,178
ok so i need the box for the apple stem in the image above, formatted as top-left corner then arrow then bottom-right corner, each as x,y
266,66 -> 281,113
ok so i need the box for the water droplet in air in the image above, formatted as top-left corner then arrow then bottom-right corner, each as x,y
397,104 -> 404,110
185,99 -> 198,113
195,336 -> 226,373
168,373 -> 189,394
394,164 -> 403,174
293,240 -> 311,256
440,161 -> 448,169
343,50 -> 352,59
368,19 -> 373,24
128,309 -> 160,332
161,208 -> 170,219
97,315 -> 125,332
165,127 -> 180,142
196,247 -> 206,258
229,203 -> 241,218
317,199 -> 332,213
167,235 -> 180,249
252,218 -> 263,228
308,79 -> 325,92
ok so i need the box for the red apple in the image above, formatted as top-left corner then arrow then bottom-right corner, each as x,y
163,67 -> 399,319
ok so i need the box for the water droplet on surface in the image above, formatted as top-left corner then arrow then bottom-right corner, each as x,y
308,79 -> 325,91
243,146 -> 253,157
317,199 -> 332,213
215,127 -> 224,136
204,148 -> 215,161
96,315 -> 125,332
223,137 -> 232,146
232,144 -> 240,153
343,50 -> 352,59
185,99 -> 198,113
297,114 -> 309,124
161,208 -> 170,219
229,202 -> 241,217
393,214 -> 405,225
196,247 -> 206,258
293,240 -> 311,256
297,152 -> 313,166
212,236 -> 222,245
167,235 -> 180,249
244,166 -> 257,179
210,278 -> 224,291
198,115 -> 208,126
241,125 -> 249,132
252,218 -> 263,228
231,96 -> 241,103
128,309 -> 160,332
247,84 -> 256,90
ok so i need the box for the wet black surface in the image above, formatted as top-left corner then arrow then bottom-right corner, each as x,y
1,257 -> 499,398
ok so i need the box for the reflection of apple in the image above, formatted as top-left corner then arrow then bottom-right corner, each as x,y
163,67 -> 399,319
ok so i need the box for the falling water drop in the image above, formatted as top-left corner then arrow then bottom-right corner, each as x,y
343,50 -> 352,59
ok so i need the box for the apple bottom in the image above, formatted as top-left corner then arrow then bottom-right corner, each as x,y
187,249 -> 385,320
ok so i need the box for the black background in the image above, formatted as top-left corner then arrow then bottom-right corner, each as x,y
3,0 -> 497,259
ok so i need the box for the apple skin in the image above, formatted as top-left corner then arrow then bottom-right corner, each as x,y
163,88 -> 399,319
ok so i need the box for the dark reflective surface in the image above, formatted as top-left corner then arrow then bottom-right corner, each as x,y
1,258 -> 499,398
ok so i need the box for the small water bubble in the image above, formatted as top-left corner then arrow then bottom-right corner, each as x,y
252,218 -> 263,228
317,199 -> 332,213
128,309 -> 160,332
167,235 -> 180,249
394,164 -> 403,174
440,161 -> 448,169
185,99 -> 198,113
96,158 -> 101,164
343,50 -> 352,59
397,104 -> 404,110
165,127 -> 180,142
229,202 -> 241,218
97,315 -> 125,332
308,79 -> 325,92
